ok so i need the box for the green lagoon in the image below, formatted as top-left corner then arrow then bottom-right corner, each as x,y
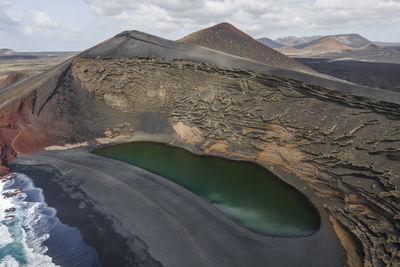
94,142 -> 320,237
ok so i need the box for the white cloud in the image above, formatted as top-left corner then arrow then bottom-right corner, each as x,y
2,0 -> 400,51
82,0 -> 400,39
0,1 -> 21,32
23,25 -> 33,36
30,10 -> 59,29
0,4 -> 59,37
69,26 -> 81,33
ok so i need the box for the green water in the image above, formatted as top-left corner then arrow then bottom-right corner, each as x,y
94,142 -> 320,236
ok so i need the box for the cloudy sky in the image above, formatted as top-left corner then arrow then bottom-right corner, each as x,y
1,0 -> 400,51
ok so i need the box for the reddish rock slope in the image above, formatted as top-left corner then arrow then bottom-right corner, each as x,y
179,22 -> 316,74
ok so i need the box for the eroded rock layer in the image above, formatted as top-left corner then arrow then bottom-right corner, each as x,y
73,57 -> 400,266
0,56 -> 399,266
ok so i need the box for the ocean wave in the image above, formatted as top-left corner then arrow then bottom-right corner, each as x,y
0,255 -> 19,267
0,173 -> 58,266
0,225 -> 13,249
1,172 -> 99,267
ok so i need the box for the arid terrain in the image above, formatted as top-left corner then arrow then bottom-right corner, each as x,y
0,51 -> 78,89
257,34 -> 400,92
1,0 -> 399,265
269,35 -> 400,63
0,24 -> 399,266
295,58 -> 400,92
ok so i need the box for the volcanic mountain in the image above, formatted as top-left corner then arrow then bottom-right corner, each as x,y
293,42 -> 400,64
329,33 -> 371,48
277,38 -> 355,57
178,22 -> 315,73
300,37 -> 351,53
0,29 -> 400,266
257,37 -> 284,48
276,45 -> 301,56
295,34 -> 371,49
275,35 -> 322,46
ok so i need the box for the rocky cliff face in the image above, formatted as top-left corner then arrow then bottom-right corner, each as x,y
0,42 -> 399,266
71,57 -> 400,266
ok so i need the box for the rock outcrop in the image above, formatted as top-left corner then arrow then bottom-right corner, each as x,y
0,48 -> 15,55
0,72 -> 29,89
72,57 -> 400,267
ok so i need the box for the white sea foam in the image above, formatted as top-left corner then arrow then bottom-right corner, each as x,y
0,255 -> 19,267
0,225 -> 13,248
22,203 -> 56,255
0,182 -> 13,220
0,173 -> 59,267
0,180 -> 15,251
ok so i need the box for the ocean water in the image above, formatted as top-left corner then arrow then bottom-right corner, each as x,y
0,173 -> 99,267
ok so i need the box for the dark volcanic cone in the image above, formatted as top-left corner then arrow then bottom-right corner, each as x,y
178,22 -> 315,74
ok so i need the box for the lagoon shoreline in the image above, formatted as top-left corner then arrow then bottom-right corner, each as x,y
9,146 -> 346,267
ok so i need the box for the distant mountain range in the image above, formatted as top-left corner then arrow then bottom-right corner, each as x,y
320,44 -> 400,63
296,37 -> 351,53
275,36 -> 322,47
294,34 -> 371,49
258,34 -> 400,49
257,38 -> 284,48
257,34 -> 400,63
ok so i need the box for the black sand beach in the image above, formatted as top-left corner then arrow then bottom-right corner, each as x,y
9,164 -> 160,267
11,147 -> 346,267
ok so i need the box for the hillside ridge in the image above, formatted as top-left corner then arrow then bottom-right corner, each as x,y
178,22 -> 315,73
